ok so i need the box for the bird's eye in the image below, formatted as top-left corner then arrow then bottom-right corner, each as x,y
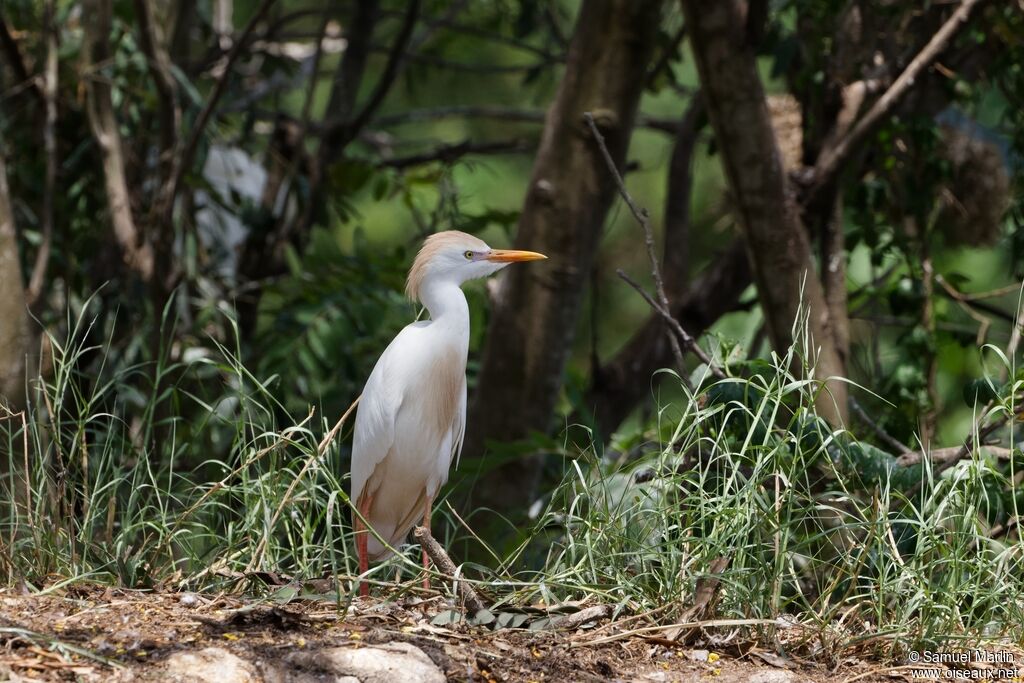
464,251 -> 474,260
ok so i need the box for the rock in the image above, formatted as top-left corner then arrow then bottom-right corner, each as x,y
159,647 -> 257,683
746,671 -> 805,683
287,642 -> 444,683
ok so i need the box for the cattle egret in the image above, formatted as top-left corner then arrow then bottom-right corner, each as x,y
350,230 -> 546,596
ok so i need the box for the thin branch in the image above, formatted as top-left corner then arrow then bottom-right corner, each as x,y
645,22 -> 686,87
662,96 -> 703,294
899,402 -> 1024,497
898,445 -> 1012,468
321,1 -> 379,137
325,0 -> 420,155
617,270 -> 726,380
380,8 -> 560,61
807,0 -> 987,199
378,138 -> 531,170
167,0 -> 278,210
26,0 -> 58,309
133,0 -> 181,180
584,110 -> 687,376
412,526 -> 488,614
0,13 -> 42,105
406,0 -> 468,53
935,272 -> 1013,328
849,397 -> 910,455
373,105 -> 680,135
369,48 -> 550,75
364,14 -> 420,92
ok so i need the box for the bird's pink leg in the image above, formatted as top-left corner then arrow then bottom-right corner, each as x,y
355,493 -> 374,598
422,495 -> 432,591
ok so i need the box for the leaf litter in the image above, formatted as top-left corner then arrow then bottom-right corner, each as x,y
0,583 -> 958,681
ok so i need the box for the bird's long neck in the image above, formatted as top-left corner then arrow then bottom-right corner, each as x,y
419,278 -> 470,348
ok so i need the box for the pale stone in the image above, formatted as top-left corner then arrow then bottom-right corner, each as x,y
160,647 -> 257,683
287,642 -> 444,683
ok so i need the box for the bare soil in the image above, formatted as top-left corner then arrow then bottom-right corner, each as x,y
0,585 -> 918,681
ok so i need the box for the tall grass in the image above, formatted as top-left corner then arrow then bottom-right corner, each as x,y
0,298 -> 364,591
526,342 -> 1024,656
1,299 -> 1021,661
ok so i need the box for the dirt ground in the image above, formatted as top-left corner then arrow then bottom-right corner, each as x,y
0,585 -> 954,682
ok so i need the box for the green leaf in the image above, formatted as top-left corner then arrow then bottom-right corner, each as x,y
468,609 -> 495,626
431,609 -> 464,626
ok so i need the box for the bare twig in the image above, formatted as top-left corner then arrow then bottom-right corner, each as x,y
321,1 -> 379,132
899,403 -> 1024,497
379,138 -> 531,169
898,445 -> 1012,468
645,22 -> 686,87
935,273 -> 1013,344
584,111 -> 686,375
665,555 -> 730,640
26,0 -> 58,309
380,8 -> 559,61
324,0 -> 420,154
133,0 -> 181,181
167,0 -> 278,210
849,397 -> 910,455
551,605 -> 612,631
584,110 -> 722,380
0,13 -> 42,105
412,526 -> 488,614
662,96 -> 703,293
374,105 -> 680,135
617,270 -> 725,380
808,0 -> 987,199
582,617 -> 784,646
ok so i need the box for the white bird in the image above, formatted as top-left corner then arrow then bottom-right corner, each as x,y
350,230 -> 546,596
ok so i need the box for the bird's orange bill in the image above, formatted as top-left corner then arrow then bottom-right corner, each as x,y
485,249 -> 547,262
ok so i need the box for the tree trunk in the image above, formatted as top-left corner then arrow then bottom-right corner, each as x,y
680,0 -> 847,425
462,0 -> 663,519
0,152 -> 30,409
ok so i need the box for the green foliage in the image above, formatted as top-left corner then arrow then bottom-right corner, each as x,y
255,227 -> 409,416
530,349 -> 1023,655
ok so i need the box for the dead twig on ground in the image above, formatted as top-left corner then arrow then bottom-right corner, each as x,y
412,526 -> 488,614
550,605 -> 612,631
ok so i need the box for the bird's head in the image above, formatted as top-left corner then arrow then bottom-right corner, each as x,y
405,230 -> 546,302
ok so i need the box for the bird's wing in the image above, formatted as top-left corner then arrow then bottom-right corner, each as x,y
351,322 -> 467,558
350,327 -> 409,510
451,379 -> 467,469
